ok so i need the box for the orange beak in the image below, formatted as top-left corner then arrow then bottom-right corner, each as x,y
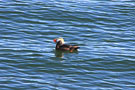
53,39 -> 57,43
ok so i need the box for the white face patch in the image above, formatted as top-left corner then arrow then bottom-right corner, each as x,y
57,38 -> 65,44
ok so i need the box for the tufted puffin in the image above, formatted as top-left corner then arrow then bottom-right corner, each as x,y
53,38 -> 79,52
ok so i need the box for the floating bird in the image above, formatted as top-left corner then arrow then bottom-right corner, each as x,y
53,38 -> 79,52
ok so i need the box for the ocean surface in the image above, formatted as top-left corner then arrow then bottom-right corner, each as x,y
0,0 -> 135,90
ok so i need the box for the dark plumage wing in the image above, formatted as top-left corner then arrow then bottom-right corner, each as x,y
60,44 -> 71,48
55,40 -> 80,52
59,44 -> 71,50
60,44 -> 79,51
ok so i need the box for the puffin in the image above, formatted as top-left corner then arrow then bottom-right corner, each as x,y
53,38 -> 79,52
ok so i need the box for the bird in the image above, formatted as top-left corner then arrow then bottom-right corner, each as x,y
53,37 -> 79,52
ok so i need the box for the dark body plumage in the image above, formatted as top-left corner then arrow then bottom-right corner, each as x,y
56,41 -> 79,52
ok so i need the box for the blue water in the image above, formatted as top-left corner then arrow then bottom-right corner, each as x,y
0,0 -> 135,89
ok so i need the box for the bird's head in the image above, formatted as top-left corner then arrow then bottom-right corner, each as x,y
53,37 -> 65,44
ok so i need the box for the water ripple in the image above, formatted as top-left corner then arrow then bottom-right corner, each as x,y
0,0 -> 135,90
